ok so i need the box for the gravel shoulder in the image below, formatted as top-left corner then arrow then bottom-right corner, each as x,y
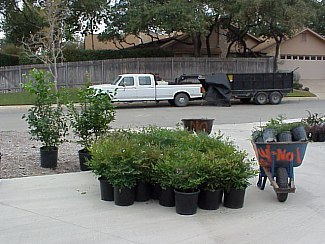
0,131 -> 81,179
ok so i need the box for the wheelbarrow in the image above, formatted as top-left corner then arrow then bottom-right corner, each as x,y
252,141 -> 308,202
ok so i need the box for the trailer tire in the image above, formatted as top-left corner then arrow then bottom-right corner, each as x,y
269,91 -> 282,105
276,167 -> 289,202
174,93 -> 189,107
255,92 -> 268,105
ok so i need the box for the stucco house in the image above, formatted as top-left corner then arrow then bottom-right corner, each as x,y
84,28 -> 261,58
253,28 -> 325,81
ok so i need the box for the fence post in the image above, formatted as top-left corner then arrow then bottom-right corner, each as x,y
101,60 -> 104,84
19,66 -> 22,92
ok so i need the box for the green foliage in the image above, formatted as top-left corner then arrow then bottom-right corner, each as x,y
293,82 -> 303,90
22,69 -> 68,148
89,126 -> 256,192
67,81 -> 115,150
63,48 -> 173,62
252,115 -> 307,142
0,53 -> 19,66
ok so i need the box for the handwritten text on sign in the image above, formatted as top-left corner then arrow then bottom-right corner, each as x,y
257,144 -> 303,167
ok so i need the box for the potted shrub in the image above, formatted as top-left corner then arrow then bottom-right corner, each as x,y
90,131 -> 141,206
22,69 -> 68,168
67,83 -> 115,171
164,147 -> 205,215
302,111 -> 325,142
88,138 -> 114,201
198,154 -> 224,210
222,147 -> 257,209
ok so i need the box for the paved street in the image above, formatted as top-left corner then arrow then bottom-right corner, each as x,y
1,97 -> 325,131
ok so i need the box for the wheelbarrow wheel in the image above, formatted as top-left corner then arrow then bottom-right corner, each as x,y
276,167 -> 289,202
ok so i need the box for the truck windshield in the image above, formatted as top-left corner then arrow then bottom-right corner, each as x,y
112,76 -> 122,85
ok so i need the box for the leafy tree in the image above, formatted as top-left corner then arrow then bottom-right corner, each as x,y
101,0 -> 213,57
220,0 -> 260,57
0,0 -> 46,45
66,0 -> 109,50
257,0 -> 310,71
304,0 -> 325,36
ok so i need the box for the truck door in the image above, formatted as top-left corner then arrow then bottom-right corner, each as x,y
136,75 -> 155,100
115,76 -> 137,101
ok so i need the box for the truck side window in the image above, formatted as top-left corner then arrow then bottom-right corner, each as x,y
139,76 -> 151,85
119,77 -> 134,86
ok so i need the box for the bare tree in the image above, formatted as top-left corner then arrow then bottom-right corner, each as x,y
22,0 -> 69,93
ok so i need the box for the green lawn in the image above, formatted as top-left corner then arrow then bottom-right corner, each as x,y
0,88 -> 80,106
285,89 -> 317,97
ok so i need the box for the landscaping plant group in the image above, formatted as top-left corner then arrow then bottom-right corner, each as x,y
88,127 -> 257,214
23,69 -> 115,169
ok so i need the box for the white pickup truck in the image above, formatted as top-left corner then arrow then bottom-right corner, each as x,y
90,73 -> 203,107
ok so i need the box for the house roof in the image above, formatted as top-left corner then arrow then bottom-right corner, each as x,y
252,28 -> 325,53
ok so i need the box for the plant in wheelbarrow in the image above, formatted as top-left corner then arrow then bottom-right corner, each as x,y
252,116 -> 309,203
67,83 -> 115,171
253,115 -> 307,142
22,69 -> 68,168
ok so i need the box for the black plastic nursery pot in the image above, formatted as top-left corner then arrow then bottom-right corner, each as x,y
223,188 -> 246,209
159,186 -> 175,207
277,131 -> 292,142
40,146 -> 58,168
174,189 -> 200,215
150,184 -> 161,200
198,189 -> 223,210
78,149 -> 92,171
181,119 -> 214,135
291,125 -> 307,141
135,181 -> 151,202
114,187 -> 135,206
98,177 -> 114,201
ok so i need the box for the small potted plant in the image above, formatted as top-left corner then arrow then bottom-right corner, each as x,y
22,69 -> 68,168
88,138 -> 114,201
91,131 -> 141,206
223,153 -> 257,209
67,83 -> 115,171
302,111 -> 325,142
165,147 -> 205,215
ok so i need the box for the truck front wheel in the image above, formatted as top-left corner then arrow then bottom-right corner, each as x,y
174,93 -> 189,107
269,91 -> 282,105
255,92 -> 268,105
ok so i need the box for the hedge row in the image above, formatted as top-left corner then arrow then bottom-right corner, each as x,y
11,47 -> 173,66
0,53 -> 19,66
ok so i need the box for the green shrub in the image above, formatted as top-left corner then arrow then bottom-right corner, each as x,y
0,53 -> 19,66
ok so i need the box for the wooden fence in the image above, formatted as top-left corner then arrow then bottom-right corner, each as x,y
0,57 -> 273,93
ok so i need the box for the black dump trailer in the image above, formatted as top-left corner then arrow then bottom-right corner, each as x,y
228,72 -> 293,105
173,72 -> 293,105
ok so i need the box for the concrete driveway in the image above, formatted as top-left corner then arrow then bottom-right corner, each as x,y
301,80 -> 325,99
1,122 -> 325,244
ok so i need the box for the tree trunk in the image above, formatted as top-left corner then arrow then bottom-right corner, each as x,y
192,33 -> 202,57
206,25 -> 214,57
274,37 -> 282,72
226,40 -> 236,58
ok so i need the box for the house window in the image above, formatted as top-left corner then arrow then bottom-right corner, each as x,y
299,56 -> 304,60
280,55 -> 285,59
317,56 -> 322,60
305,56 -> 310,60
311,56 -> 316,60
286,55 -> 292,60
293,56 -> 297,60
